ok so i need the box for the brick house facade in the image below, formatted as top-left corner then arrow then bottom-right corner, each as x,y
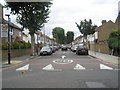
89,18 -> 119,54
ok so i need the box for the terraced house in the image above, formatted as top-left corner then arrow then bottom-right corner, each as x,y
89,17 -> 120,55
2,19 -> 23,43
0,4 -> 3,45
0,4 -> 24,44
36,32 -> 56,45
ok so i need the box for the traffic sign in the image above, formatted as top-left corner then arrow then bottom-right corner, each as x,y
1,24 -> 8,37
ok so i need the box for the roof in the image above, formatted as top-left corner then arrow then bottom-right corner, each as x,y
36,32 -> 53,40
74,35 -> 83,41
95,20 -> 114,31
2,19 -> 22,31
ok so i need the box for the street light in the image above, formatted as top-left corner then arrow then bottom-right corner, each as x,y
5,14 -> 11,64
43,24 -> 45,44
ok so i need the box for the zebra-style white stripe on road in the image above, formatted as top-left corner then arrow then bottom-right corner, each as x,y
16,64 -> 29,71
74,64 -> 86,70
43,64 -> 54,71
42,64 -> 62,71
100,64 -> 113,70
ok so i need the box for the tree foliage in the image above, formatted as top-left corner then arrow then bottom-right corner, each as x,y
107,30 -> 120,50
52,27 -> 65,44
5,2 -> 52,55
75,19 -> 97,39
66,31 -> 74,44
107,30 -> 120,56
5,2 -> 52,35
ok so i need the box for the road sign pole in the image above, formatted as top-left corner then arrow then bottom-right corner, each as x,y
5,14 -> 11,64
8,19 -> 10,64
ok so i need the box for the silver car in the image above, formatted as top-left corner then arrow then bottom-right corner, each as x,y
39,46 -> 52,55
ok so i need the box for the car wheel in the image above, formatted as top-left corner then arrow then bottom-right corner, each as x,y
86,52 -> 88,55
76,52 -> 79,55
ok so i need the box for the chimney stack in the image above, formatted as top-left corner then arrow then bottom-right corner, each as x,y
102,20 -> 106,25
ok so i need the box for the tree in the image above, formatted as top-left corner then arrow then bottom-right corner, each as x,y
52,27 -> 65,44
75,19 -> 97,43
5,2 -> 52,55
107,30 -> 120,56
66,31 -> 74,44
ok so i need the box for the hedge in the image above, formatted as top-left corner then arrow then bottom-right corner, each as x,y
2,41 -> 31,50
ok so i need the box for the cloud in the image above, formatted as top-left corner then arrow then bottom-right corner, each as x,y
45,0 -> 119,38
2,0 -> 119,39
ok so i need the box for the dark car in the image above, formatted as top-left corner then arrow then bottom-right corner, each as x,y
39,46 -> 52,55
61,45 -> 68,51
76,45 -> 88,55
50,46 -> 56,53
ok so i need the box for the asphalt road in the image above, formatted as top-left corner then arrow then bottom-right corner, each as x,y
2,49 -> 118,88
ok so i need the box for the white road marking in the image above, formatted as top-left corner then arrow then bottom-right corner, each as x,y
53,59 -> 73,64
42,64 -> 62,71
16,64 -> 29,71
62,55 -> 66,59
43,64 -> 54,70
100,64 -> 113,70
74,64 -> 86,70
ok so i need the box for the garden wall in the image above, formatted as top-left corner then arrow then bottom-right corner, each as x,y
2,49 -> 31,60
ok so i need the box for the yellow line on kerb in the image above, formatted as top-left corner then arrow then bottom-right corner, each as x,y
1,59 -> 30,70
1,56 -> 38,70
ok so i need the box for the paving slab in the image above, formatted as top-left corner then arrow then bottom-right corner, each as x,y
89,51 -> 119,65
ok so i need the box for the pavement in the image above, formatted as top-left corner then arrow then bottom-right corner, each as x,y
1,55 -> 38,68
89,50 -> 119,66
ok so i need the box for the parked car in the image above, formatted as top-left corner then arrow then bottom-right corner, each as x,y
39,46 -> 52,55
71,44 -> 78,52
61,45 -> 68,51
67,45 -> 72,49
76,45 -> 88,55
50,45 -> 56,53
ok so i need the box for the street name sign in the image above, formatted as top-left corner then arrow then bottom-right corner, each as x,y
1,24 -> 8,37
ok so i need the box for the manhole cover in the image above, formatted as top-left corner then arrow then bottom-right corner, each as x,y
53,59 -> 73,64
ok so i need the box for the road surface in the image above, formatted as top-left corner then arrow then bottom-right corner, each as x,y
2,50 -> 118,88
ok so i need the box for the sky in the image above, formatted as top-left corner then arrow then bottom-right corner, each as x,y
0,0 -> 119,39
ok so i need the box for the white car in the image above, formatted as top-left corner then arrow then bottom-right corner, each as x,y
71,45 -> 78,52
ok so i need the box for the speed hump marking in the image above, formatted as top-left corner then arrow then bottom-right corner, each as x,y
53,59 -> 73,64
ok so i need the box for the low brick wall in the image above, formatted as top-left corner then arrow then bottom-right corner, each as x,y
2,49 -> 31,60
89,44 -> 110,54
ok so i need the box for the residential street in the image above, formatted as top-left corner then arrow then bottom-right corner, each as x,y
2,49 -> 118,88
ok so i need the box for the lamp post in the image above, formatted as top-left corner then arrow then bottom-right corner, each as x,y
43,24 -> 45,44
94,33 -> 96,55
5,14 -> 11,64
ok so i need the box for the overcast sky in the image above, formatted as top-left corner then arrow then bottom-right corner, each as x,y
1,0 -> 119,38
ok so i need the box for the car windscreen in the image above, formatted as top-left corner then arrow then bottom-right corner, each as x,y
41,47 -> 50,51
78,45 -> 87,49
